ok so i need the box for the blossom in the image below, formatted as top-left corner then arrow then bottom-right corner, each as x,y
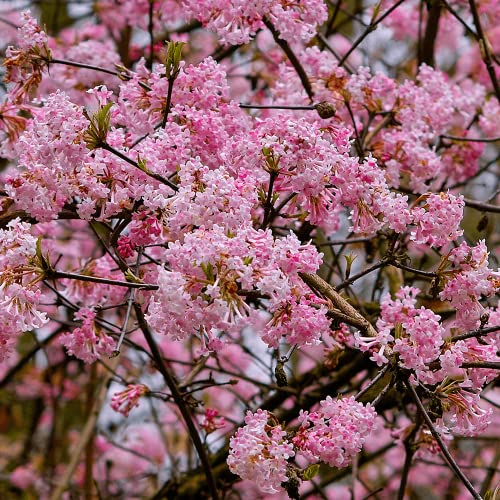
0,218 -> 48,361
410,192 -> 464,247
200,408 -> 226,434
293,396 -> 376,468
4,11 -> 51,102
59,308 -> 115,363
440,240 -> 499,330
227,409 -> 294,493
111,384 -> 149,417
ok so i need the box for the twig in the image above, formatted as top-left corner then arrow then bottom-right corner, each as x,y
441,135 -> 500,143
468,0 -> 500,102
101,143 -> 178,191
404,380 -> 483,500
299,272 -> 378,338
338,0 -> 407,67
134,304 -> 219,500
50,270 -> 158,290
451,324 -> 500,342
461,361 -> 500,370
263,17 -> 314,101
355,364 -> 390,401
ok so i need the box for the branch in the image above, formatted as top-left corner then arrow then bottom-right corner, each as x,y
262,17 -> 314,101
338,0 -> 407,67
299,272 -> 378,337
404,379 -> 483,500
418,0 -> 442,67
101,143 -> 179,191
461,361 -> 500,370
468,0 -> 500,102
133,304 -> 219,500
49,270 -> 159,290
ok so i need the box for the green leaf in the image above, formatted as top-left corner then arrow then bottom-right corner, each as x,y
303,464 -> 320,480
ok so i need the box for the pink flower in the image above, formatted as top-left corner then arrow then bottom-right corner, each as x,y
59,308 -> 115,363
227,409 -> 294,494
410,192 -> 464,247
293,396 -> 376,468
111,384 -> 149,417
200,408 -> 226,434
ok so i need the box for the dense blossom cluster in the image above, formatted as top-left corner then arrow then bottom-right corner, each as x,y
228,410 -> 294,493
0,3 -> 499,499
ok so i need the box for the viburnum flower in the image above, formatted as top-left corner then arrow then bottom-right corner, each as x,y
146,224 -> 326,349
410,192 -> 464,247
111,384 -> 149,417
183,0 -> 327,45
292,396 -> 376,468
4,11 -> 51,102
0,218 -> 48,361
59,308 -> 115,363
439,240 -> 500,330
436,379 -> 492,436
356,287 -> 446,382
227,409 -> 294,494
200,408 -> 226,434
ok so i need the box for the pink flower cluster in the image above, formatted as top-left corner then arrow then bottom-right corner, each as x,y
228,397 -> 376,492
410,192 -> 464,248
59,308 -> 115,363
184,0 -> 327,45
293,396 -> 376,468
0,218 -> 48,361
227,409 -> 294,494
440,241 -> 500,330
146,225 -> 328,349
356,287 -> 445,382
111,384 -> 149,417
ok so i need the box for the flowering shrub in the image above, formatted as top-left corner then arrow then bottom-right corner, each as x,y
0,2 -> 499,499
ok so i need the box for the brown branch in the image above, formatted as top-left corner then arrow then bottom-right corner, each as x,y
133,304 -> 219,499
468,0 -> 500,102
418,0 -> 442,67
262,17 -> 314,101
299,272 -> 378,338
404,380 -> 483,500
49,356 -> 121,500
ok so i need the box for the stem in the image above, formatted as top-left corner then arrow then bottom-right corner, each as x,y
239,103 -> 316,110
404,379 -> 483,500
419,0 -> 442,67
262,172 -> 278,228
50,270 -> 159,290
451,324 -> 500,342
49,356 -> 121,500
441,134 -> 500,143
464,198 -> 500,214
49,58 -> 121,77
133,304 -> 219,500
161,77 -> 175,128
147,0 -> 154,70
461,361 -> 500,370
355,364 -> 390,401
336,259 -> 388,291
338,0 -> 407,67
468,0 -> 500,102
397,423 -> 419,500
101,143 -> 179,191
262,17 -> 314,101
299,272 -> 378,338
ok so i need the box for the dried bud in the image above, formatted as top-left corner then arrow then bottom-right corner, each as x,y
275,360 -> 288,387
315,101 -> 336,119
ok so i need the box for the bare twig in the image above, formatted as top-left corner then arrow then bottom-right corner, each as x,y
404,380 -> 483,500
